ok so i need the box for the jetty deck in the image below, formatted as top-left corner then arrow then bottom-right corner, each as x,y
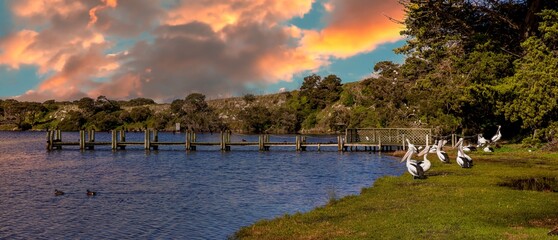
45,128 -> 433,152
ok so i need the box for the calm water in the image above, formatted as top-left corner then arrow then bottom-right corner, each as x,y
0,131 -> 405,239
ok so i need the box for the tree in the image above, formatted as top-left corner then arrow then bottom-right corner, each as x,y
127,97 -> 156,106
238,105 -> 272,133
77,97 -> 95,116
499,10 -> 558,132
130,106 -> 153,123
170,99 -> 185,115
58,111 -> 86,131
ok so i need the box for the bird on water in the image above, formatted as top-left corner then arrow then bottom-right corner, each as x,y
54,189 -> 64,196
87,190 -> 97,196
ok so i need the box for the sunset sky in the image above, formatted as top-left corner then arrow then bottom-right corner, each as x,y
0,0 -> 406,102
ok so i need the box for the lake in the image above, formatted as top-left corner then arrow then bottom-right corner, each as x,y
0,131 -> 405,239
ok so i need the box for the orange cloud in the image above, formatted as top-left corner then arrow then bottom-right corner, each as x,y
301,0 -> 404,58
89,0 -> 119,28
11,0 -> 87,19
0,30 -> 39,69
166,0 -> 313,31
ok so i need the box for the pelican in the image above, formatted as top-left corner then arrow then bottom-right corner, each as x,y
436,139 -> 450,163
491,125 -> 501,143
463,143 -> 477,152
456,138 -> 473,168
417,145 -> 432,172
401,140 -> 430,179
483,144 -> 494,152
429,140 -> 438,153
477,134 -> 488,147
406,139 -> 418,152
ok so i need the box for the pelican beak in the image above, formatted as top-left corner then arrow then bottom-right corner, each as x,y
417,145 -> 429,156
401,150 -> 411,163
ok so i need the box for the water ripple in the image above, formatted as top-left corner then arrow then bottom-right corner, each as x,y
0,131 -> 405,239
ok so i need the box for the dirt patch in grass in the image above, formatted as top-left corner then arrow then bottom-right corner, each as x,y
528,218 -> 558,228
498,177 -> 558,192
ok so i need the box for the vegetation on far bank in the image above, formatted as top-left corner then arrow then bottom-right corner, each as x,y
232,145 -> 558,239
1,1 -> 558,149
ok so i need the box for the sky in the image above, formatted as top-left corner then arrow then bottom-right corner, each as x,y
0,0 -> 406,102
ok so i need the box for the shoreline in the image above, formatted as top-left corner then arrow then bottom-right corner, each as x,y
232,145 -> 558,239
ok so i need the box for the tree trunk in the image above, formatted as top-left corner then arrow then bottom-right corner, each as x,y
523,0 -> 542,39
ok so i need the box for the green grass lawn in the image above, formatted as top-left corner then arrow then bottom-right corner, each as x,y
233,145 -> 558,239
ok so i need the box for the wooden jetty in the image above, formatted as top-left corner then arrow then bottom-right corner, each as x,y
46,128 -> 433,152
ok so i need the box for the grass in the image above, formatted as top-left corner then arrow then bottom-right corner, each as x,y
232,145 -> 558,239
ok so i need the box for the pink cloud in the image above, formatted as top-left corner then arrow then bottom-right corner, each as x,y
2,0 -> 405,102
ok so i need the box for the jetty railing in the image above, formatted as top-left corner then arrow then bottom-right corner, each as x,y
343,128 -> 433,151
46,128 -> 434,152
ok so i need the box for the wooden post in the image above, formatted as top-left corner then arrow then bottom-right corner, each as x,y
186,131 -> 191,151
89,129 -> 95,142
88,129 -> 95,150
119,130 -> 126,150
56,130 -> 61,141
402,134 -> 406,150
79,130 -> 85,150
220,131 -> 225,151
258,135 -> 263,151
152,130 -> 159,150
144,129 -> 150,150
378,138 -> 382,152
451,134 -> 455,147
225,131 -> 231,151
111,130 -> 117,150
46,131 -> 52,151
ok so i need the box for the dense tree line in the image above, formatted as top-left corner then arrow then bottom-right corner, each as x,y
1,1 -> 557,146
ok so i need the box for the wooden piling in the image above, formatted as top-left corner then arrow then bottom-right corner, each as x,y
56,130 -> 61,141
111,130 -> 117,150
144,129 -> 150,150
220,131 -> 225,151
186,131 -> 191,151
119,130 -> 126,150
46,131 -> 52,151
337,135 -> 343,152
79,130 -> 85,150
152,130 -> 159,150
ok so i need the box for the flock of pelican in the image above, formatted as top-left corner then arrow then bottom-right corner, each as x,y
401,125 -> 502,179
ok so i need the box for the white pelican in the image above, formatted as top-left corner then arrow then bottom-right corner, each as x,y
406,138 -> 417,152
491,125 -> 501,143
429,140 -> 438,153
401,140 -> 425,179
456,138 -> 473,168
417,145 -> 432,172
477,134 -> 488,147
436,139 -> 450,163
463,143 -> 477,152
483,144 -> 494,152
